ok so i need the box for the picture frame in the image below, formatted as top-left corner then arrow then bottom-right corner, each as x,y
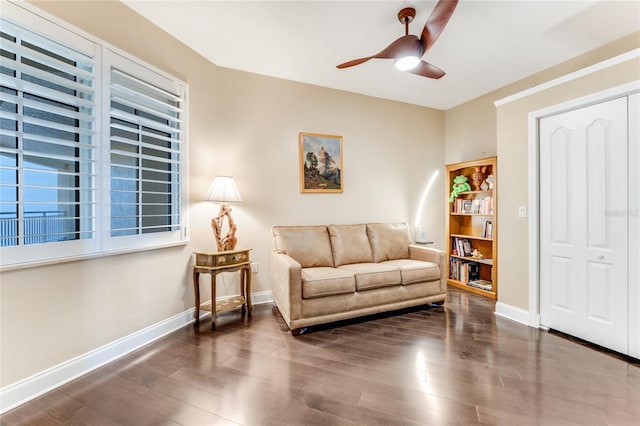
462,238 -> 472,256
462,199 -> 473,214
299,132 -> 343,193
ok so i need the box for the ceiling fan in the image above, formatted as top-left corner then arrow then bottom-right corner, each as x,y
336,0 -> 459,79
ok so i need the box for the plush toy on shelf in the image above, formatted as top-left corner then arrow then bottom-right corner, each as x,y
449,174 -> 471,202
481,173 -> 495,191
471,249 -> 484,259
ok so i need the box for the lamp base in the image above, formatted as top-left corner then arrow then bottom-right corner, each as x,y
211,203 -> 238,251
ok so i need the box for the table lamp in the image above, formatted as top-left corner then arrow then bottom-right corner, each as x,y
207,176 -> 242,251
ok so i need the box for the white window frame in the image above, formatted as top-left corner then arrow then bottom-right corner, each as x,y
101,49 -> 186,254
0,1 -> 188,270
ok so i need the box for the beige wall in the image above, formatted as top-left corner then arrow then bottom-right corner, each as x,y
444,96 -> 497,164
0,1 -> 445,387
497,58 -> 640,310
444,32 -> 640,165
446,32 -> 640,310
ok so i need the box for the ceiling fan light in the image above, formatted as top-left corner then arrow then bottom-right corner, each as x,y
395,55 -> 420,71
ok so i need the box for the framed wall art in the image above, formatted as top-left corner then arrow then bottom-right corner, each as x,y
299,132 -> 343,193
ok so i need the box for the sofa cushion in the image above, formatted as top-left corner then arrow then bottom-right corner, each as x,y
328,224 -> 374,267
272,226 -> 334,268
366,223 -> 411,263
381,259 -> 440,285
338,263 -> 401,291
301,267 -> 356,299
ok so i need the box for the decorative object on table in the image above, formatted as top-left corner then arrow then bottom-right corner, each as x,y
299,132 -> 343,193
470,166 -> 487,191
207,176 -> 242,251
481,173 -> 494,191
449,174 -> 471,202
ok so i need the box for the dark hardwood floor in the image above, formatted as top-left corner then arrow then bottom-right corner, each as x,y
3,288 -> 639,425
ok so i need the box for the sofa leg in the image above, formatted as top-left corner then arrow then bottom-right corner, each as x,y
291,327 -> 307,336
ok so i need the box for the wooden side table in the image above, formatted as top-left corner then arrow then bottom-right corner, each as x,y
192,249 -> 252,330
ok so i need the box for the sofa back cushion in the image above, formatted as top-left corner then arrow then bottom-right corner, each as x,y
328,224 -> 374,267
366,223 -> 411,262
272,226 -> 334,268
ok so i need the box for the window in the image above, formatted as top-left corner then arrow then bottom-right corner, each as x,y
0,3 -> 186,268
0,16 -> 97,258
103,52 -> 185,252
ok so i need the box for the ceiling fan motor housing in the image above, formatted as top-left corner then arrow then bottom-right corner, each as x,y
398,7 -> 416,24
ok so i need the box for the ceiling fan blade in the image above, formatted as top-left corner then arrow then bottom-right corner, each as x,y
407,60 -> 446,79
420,0 -> 459,54
337,35 -> 420,69
337,57 -> 373,69
374,35 -> 420,59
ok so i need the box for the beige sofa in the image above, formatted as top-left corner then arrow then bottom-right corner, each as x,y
270,223 -> 447,335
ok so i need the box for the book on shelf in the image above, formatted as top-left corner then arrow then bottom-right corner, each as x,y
452,237 -> 473,256
468,263 -> 480,281
453,198 -> 464,213
449,256 -> 481,284
471,199 -> 481,214
468,279 -> 493,291
483,221 -> 493,239
452,196 -> 493,214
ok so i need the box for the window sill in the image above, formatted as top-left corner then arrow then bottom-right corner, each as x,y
0,240 -> 190,272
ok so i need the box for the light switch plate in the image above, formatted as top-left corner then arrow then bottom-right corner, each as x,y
518,206 -> 527,218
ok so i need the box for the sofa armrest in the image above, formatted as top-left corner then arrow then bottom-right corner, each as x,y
270,251 -> 303,323
409,245 -> 447,293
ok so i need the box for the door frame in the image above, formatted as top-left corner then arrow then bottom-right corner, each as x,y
527,80 -> 640,328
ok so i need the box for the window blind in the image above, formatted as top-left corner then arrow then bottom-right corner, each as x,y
0,18 -> 96,247
0,3 -> 187,268
109,68 -> 183,237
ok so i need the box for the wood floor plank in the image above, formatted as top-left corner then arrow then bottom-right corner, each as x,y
2,288 -> 638,425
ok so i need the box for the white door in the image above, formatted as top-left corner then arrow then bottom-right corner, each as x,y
539,97 -> 629,354
629,93 -> 640,359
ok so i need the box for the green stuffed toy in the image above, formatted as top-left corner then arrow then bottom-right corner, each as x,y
449,174 -> 471,202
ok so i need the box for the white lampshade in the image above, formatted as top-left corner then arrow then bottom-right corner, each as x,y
207,176 -> 242,203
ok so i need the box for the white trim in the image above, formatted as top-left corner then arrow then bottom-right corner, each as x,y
0,291 -> 272,414
7,1 -> 184,86
495,49 -> 640,107
527,81 -> 640,331
495,302 -> 531,326
252,290 -> 273,305
527,106 -> 541,328
0,307 -> 204,414
215,291 -> 272,306
0,240 -> 189,272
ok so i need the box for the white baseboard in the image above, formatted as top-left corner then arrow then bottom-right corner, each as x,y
494,301 -> 533,327
251,290 -> 273,305
0,290 -> 273,414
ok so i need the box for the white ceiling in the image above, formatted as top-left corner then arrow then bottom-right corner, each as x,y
122,0 -> 640,110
